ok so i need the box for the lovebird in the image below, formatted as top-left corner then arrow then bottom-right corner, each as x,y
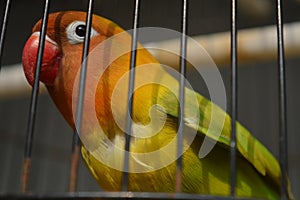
22,11 -> 293,199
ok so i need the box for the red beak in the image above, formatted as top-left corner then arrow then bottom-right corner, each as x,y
22,32 -> 62,86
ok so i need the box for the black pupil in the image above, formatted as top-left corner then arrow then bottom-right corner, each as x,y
75,24 -> 86,37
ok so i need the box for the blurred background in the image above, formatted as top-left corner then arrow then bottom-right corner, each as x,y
0,0 -> 299,198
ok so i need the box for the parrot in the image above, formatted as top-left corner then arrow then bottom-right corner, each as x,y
22,11 -> 293,199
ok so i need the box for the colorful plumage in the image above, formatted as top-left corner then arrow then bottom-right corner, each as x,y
22,11 -> 293,199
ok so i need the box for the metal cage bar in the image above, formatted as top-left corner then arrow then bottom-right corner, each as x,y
70,0 -> 95,192
0,192 -> 265,200
122,0 -> 141,191
68,131 -> 81,192
0,0 -> 11,70
21,0 -> 51,193
230,0 -> 238,197
276,0 -> 288,199
176,0 -> 188,193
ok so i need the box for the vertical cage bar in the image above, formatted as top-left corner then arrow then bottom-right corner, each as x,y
122,0 -> 140,191
230,0 -> 237,196
276,0 -> 288,199
21,0 -> 51,193
71,0 -> 95,192
0,0 -> 11,70
68,131 -> 81,192
176,0 -> 188,193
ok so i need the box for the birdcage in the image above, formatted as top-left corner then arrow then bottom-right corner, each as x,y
0,0 -> 298,199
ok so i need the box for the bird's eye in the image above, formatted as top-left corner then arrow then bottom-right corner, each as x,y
75,24 -> 86,37
66,21 -> 99,44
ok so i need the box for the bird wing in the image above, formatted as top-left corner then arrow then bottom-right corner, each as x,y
153,70 -> 282,187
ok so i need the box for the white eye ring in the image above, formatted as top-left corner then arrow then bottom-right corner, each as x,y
66,21 -> 99,44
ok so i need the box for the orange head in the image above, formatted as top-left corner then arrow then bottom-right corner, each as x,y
22,11 -> 126,128
22,11 -> 124,87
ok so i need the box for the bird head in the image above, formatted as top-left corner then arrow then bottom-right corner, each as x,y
22,11 -> 124,86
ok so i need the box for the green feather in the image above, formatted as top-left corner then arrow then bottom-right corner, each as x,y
154,71 -> 293,199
